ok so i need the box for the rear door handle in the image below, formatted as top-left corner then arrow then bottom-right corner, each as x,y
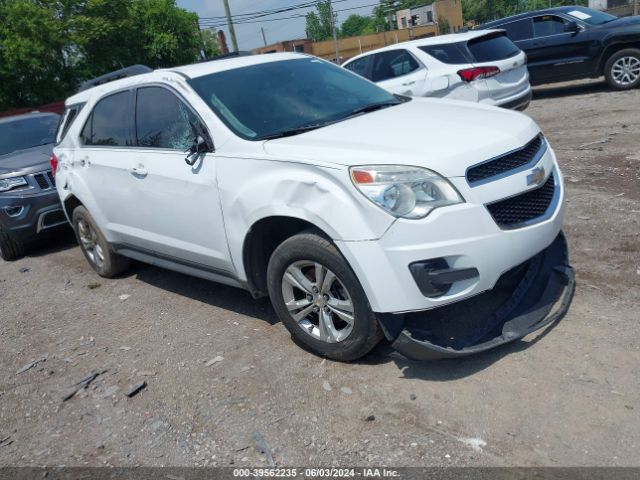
402,80 -> 416,86
130,165 -> 148,177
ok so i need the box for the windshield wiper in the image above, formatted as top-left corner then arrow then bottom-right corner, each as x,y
347,100 -> 401,117
257,123 -> 328,140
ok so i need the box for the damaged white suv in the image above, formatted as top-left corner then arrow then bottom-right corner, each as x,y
53,53 -> 575,361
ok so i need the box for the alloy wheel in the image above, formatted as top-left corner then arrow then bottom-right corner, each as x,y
281,261 -> 354,343
77,219 -> 104,269
611,56 -> 640,86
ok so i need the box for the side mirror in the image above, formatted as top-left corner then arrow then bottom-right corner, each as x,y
564,21 -> 580,33
185,135 -> 208,166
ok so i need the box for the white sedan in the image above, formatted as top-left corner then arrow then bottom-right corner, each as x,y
343,30 -> 532,110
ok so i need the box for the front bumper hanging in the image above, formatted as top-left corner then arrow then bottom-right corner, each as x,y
378,232 -> 575,360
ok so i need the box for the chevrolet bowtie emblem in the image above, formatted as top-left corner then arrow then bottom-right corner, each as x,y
527,166 -> 546,187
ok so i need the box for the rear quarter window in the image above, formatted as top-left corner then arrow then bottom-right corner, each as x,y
56,104 -> 84,144
467,33 -> 521,62
419,43 -> 471,64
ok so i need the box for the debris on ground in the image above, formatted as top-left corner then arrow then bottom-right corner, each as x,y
459,437 -> 487,452
252,431 -> 275,467
119,294 -> 131,301
365,415 -> 375,422
322,381 -> 332,392
87,283 -> 101,290
18,267 -> 30,273
62,369 -> 108,402
204,356 -> 224,366
125,381 -> 147,398
16,357 -> 47,375
136,371 -> 156,377
0,436 -> 13,448
340,386 -> 352,395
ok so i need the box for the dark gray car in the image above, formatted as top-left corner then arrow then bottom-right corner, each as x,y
0,112 -> 67,260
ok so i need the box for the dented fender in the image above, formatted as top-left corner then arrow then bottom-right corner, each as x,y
216,155 -> 395,281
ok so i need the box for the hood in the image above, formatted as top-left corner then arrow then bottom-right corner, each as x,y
0,144 -> 53,178
262,98 -> 540,178
600,15 -> 640,29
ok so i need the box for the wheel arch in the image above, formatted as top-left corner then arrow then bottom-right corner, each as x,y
598,42 -> 640,75
242,215 -> 333,298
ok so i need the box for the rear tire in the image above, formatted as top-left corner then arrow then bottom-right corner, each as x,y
604,49 -> 640,90
72,206 -> 130,278
266,231 -> 382,362
0,229 -> 25,261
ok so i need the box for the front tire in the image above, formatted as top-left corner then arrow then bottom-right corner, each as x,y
605,49 -> 640,90
0,229 -> 25,261
267,232 -> 382,361
72,206 -> 130,278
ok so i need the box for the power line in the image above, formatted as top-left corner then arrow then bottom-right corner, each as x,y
198,2 -> 380,28
198,0 -> 348,21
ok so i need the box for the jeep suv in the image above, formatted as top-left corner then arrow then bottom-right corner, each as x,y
478,6 -> 640,90
0,112 -> 67,260
53,54 -> 575,361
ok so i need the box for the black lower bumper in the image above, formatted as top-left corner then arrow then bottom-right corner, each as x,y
0,190 -> 66,242
379,232 -> 575,360
498,90 -> 532,111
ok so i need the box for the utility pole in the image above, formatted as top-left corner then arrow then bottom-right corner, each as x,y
635,0 -> 639,17
329,0 -> 340,64
195,18 -> 207,59
222,0 -> 239,53
261,27 -> 267,47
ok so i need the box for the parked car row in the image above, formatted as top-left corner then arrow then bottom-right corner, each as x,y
46,52 -> 575,362
478,6 -> 640,90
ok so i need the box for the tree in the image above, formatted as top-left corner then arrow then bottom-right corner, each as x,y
341,14 -> 375,38
201,29 -> 220,59
0,0 -> 205,111
305,0 -> 334,41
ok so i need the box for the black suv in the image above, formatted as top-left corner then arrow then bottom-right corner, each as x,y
0,112 -> 67,260
479,6 -> 640,90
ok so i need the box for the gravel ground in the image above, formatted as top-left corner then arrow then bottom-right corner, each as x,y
1,79 -> 639,468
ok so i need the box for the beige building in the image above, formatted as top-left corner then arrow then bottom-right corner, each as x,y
396,0 -> 464,33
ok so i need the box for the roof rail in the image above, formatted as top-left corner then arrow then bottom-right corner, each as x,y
197,51 -> 253,63
78,65 -> 153,92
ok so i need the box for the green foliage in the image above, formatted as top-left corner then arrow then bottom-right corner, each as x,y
305,0 -> 334,41
439,18 -> 451,34
341,14 -> 376,37
0,0 -> 204,110
201,29 -> 220,59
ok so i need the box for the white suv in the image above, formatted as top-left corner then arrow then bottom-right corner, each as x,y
53,53 -> 574,361
343,31 -> 532,110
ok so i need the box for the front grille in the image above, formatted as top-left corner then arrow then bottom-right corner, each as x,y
486,173 -> 556,229
46,171 -> 55,186
34,174 -> 50,190
467,134 -> 545,184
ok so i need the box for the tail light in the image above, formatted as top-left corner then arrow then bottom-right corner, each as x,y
50,153 -> 58,179
457,66 -> 500,82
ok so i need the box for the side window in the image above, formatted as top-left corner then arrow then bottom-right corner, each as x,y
82,91 -> 131,146
135,86 -> 203,150
501,19 -> 534,41
344,56 -> 371,79
56,104 -> 84,144
371,50 -> 420,82
533,15 -> 567,37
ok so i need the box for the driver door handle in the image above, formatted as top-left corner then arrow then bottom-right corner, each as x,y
130,165 -> 148,177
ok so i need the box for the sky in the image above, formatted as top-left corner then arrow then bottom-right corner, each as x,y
176,0 -> 382,51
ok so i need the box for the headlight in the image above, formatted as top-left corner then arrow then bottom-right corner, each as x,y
350,165 -> 464,219
0,177 -> 28,193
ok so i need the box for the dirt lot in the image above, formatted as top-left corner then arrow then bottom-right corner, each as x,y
1,80 -> 639,468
